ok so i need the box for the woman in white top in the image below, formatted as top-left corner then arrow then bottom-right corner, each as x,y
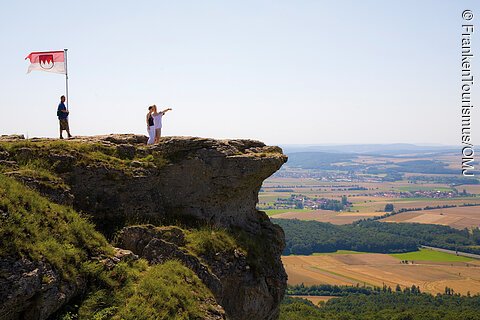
151,104 -> 172,143
146,106 -> 155,145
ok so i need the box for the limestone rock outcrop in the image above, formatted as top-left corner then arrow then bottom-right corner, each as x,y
67,135 -> 286,235
0,134 -> 288,320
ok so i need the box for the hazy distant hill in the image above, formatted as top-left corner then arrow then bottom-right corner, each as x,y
284,151 -> 459,174
281,143 -> 457,155
282,152 -> 357,169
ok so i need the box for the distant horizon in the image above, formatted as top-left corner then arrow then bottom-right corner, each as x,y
279,142 -> 458,147
279,142 -> 461,155
0,132 -> 462,148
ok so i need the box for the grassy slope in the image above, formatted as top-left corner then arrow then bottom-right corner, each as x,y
0,174 -> 219,319
0,174 -> 112,279
77,259 -> 217,320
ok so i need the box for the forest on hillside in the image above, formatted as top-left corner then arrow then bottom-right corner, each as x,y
280,291 -> 480,320
274,219 -> 480,255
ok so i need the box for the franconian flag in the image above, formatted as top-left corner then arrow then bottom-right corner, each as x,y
25,50 -> 66,74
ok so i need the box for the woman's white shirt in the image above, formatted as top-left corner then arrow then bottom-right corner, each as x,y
152,112 -> 163,129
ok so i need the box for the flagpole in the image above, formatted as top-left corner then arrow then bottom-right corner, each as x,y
64,48 -> 69,110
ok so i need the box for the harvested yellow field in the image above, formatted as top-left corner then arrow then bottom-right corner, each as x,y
289,295 -> 336,305
381,206 -> 480,229
282,253 -> 480,295
389,199 -> 480,210
462,185 -> 480,194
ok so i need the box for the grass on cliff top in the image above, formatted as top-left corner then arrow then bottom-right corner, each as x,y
0,173 -> 112,279
0,140 -> 166,175
0,139 -> 115,158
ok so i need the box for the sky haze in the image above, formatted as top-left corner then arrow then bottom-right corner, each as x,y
0,0 -> 478,146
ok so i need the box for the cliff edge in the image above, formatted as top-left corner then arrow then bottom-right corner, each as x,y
0,134 -> 287,320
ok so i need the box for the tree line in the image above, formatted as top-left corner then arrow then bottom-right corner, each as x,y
287,283 -> 423,296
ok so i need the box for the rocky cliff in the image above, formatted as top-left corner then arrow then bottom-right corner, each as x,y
0,134 -> 288,320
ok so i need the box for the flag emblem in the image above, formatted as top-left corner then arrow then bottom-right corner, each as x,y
39,55 -> 54,70
25,50 -> 66,74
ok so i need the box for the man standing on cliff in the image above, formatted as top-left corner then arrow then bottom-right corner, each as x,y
57,95 -> 72,139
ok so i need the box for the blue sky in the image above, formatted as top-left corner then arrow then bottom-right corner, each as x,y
0,0 -> 478,145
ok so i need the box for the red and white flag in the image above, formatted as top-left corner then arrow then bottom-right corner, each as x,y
25,50 -> 66,74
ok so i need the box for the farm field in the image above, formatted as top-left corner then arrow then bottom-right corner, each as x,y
264,208 -> 313,216
313,250 -> 368,255
462,185 -> 480,194
390,248 -> 473,262
282,252 -> 480,295
381,206 -> 480,229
